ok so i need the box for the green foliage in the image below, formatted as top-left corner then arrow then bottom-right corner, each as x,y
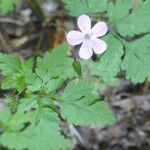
27,43 -> 75,93
107,0 -> 150,83
108,0 -> 132,23
63,0 -> 108,16
0,106 -> 70,150
0,0 -> 19,13
0,108 -> 11,123
63,0 -> 150,83
90,34 -> 124,85
121,34 -> 150,83
60,80 -> 115,125
1,0 -> 149,149
0,43 -> 115,150
70,0 -> 150,84
0,53 -> 25,91
0,0 -> 148,86
17,95 -> 38,112
116,0 -> 150,36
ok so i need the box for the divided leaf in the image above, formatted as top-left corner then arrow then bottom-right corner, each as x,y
122,34 -> 150,83
108,0 -> 150,36
90,34 -> 124,85
0,53 -> 21,75
59,80 -> 115,125
108,0 -> 150,83
117,0 -> 150,36
108,0 -> 132,23
0,53 -> 25,91
0,102 -> 71,150
23,59 -> 42,92
17,95 -> 38,113
63,0 -> 108,16
27,43 -> 75,93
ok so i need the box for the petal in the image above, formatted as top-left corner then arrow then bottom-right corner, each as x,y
66,30 -> 84,46
90,38 -> 107,54
77,14 -> 91,33
79,41 -> 93,60
91,22 -> 108,37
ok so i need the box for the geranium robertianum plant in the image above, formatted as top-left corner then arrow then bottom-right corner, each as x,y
0,0 -> 150,150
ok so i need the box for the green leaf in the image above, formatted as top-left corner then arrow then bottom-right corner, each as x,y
0,53 -> 25,91
59,80 -> 115,125
108,0 -> 132,23
17,95 -> 38,113
63,0 -> 108,17
0,0 -> 19,13
117,1 -> 150,36
122,34 -> 150,83
30,43 -> 75,93
1,75 -> 25,92
0,53 -> 21,75
0,108 -> 11,123
0,108 -> 31,132
25,71 -> 43,92
4,113 -> 30,132
90,34 -> 123,85
23,59 -> 43,92
0,124 -> 70,150
107,0 -> 150,83
110,0 -> 150,36
35,43 -> 73,81
0,103 -> 71,150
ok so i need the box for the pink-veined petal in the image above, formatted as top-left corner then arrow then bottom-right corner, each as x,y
77,14 -> 91,33
66,30 -> 84,46
79,40 -> 93,60
91,22 -> 108,37
90,38 -> 107,54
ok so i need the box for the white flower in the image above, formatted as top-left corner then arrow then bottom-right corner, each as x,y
66,14 -> 108,60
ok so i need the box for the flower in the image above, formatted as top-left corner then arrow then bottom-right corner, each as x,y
66,14 -> 108,60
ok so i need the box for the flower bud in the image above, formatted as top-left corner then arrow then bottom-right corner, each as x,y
72,60 -> 82,78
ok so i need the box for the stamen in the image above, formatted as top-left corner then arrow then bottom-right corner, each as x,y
84,34 -> 90,39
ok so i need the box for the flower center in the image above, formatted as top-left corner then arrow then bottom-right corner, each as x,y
84,34 -> 91,39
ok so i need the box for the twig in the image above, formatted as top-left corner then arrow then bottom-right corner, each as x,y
69,125 -> 85,146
